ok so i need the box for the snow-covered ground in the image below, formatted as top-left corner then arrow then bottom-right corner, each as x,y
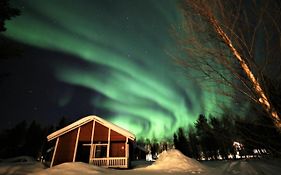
0,156 -> 45,175
1,150 -> 281,175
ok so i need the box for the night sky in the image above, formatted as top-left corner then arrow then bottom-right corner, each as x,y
1,0 -> 233,139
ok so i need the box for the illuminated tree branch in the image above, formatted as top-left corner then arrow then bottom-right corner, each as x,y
177,0 -> 281,131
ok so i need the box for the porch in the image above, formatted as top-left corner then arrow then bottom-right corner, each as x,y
90,157 -> 128,168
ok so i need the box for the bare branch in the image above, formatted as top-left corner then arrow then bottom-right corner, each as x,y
175,0 -> 281,132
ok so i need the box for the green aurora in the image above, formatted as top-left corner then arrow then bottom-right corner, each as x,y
4,0 -> 232,139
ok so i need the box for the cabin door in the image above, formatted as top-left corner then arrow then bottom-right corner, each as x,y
76,142 -> 91,163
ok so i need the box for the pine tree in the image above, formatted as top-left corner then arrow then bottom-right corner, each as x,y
173,127 -> 191,157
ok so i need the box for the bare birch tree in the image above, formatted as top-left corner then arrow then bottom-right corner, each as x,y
175,0 -> 281,131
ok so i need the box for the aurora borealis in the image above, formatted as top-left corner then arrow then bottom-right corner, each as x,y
2,0 -> 232,139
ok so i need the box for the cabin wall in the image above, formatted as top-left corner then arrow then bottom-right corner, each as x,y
79,121 -> 93,141
53,128 -> 78,166
75,121 -> 93,162
109,130 -> 126,157
129,139 -> 134,161
50,119 -> 134,167
110,130 -> 126,141
93,122 -> 108,142
110,142 -> 125,157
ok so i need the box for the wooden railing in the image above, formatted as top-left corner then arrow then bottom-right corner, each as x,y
90,157 -> 128,168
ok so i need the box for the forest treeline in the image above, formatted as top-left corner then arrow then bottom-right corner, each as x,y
0,117 -> 69,159
136,109 -> 281,161
1,99 -> 281,161
0,109 -> 281,160
173,111 -> 281,160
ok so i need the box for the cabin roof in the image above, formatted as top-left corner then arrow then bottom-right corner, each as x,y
47,115 -> 136,141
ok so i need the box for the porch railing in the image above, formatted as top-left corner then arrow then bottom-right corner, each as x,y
90,157 -> 128,168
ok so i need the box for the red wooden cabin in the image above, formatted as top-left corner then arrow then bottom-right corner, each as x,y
47,115 -> 136,168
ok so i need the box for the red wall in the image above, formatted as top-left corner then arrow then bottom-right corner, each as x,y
53,128 -> 78,166
93,122 -> 109,142
79,121 -> 93,142
110,130 -> 126,141
110,142 -> 125,157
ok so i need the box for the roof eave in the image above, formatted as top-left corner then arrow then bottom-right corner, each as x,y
47,115 -> 136,141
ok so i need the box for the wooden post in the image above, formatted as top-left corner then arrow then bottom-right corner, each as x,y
73,127 -> 80,162
107,128 -> 111,166
89,120 -> 95,163
50,137 -> 59,167
125,137 -> 129,168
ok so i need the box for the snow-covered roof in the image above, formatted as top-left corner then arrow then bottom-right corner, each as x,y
47,115 -> 136,141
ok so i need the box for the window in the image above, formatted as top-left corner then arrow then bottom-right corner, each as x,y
95,145 -> 107,158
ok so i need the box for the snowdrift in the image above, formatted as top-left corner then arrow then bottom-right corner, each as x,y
32,162 -> 108,175
145,149 -> 206,173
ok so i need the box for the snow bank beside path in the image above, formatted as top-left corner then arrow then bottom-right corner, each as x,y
145,149 -> 206,173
